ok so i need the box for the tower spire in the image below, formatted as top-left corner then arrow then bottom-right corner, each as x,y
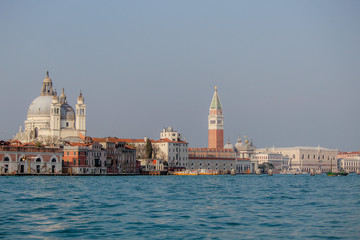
40,71 -> 55,96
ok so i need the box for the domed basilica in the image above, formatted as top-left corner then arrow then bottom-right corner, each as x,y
14,72 -> 86,145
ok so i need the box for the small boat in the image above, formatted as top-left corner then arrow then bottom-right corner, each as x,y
326,170 -> 348,176
327,158 -> 348,176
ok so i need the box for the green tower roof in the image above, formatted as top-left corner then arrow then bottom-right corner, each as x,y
210,86 -> 222,109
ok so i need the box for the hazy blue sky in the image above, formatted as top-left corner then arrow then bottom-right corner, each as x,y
0,0 -> 359,151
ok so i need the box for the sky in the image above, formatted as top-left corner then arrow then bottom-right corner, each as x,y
0,0 -> 359,151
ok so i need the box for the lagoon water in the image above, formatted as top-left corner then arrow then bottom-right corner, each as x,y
0,175 -> 359,239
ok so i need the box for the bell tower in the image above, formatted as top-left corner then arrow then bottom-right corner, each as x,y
76,91 -> 86,135
208,86 -> 224,149
50,91 -> 61,137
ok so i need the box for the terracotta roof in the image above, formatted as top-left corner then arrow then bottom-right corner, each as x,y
125,145 -> 136,150
117,138 -> 149,143
153,138 -> 188,144
189,147 -> 234,152
338,151 -> 360,155
78,132 -> 86,140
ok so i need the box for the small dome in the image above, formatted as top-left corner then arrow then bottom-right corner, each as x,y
28,96 -> 53,116
234,137 -> 243,150
60,103 -> 75,120
224,139 -> 235,150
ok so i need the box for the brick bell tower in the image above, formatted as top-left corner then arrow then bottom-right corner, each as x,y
208,86 -> 224,149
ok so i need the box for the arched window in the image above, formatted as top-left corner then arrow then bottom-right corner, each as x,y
4,157 -> 9,161
51,158 -> 57,163
36,158 -> 41,162
34,128 -> 38,138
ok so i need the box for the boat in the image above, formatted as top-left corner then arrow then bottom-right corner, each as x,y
326,170 -> 348,176
173,170 -> 199,176
327,158 -> 348,176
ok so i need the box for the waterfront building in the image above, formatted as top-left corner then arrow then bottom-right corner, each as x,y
188,148 -> 236,173
338,158 -> 360,173
0,140 -> 62,175
14,72 -> 86,145
257,146 -> 338,172
117,128 -> 188,170
254,152 -> 289,172
63,142 -> 107,175
337,151 -> 360,173
154,138 -> 188,170
92,137 -> 138,174
138,158 -> 166,174
208,86 -> 224,149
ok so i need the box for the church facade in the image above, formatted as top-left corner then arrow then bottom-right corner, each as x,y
14,72 -> 86,145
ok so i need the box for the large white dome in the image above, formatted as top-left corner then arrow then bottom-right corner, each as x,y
27,95 -> 53,116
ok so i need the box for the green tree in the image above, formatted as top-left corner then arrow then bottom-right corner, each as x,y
145,138 -> 153,159
258,162 -> 275,173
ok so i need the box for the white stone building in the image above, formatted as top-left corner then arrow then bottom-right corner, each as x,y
14,72 -> 86,145
338,158 -> 360,173
154,138 -> 188,169
254,152 -> 289,172
257,146 -> 338,173
160,127 -> 183,142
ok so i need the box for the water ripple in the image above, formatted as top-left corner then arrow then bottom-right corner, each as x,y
0,175 -> 359,239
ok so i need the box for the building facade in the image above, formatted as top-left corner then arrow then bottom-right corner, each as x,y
63,142 -> 107,175
0,141 -> 62,175
14,71 -> 86,145
338,158 -> 360,173
188,148 -> 236,173
160,127 -> 183,142
92,138 -> 138,174
257,146 -> 338,173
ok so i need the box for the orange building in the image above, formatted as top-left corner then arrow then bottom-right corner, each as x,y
208,86 -> 224,149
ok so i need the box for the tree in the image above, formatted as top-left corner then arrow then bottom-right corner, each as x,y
145,138 -> 153,159
258,162 -> 275,173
